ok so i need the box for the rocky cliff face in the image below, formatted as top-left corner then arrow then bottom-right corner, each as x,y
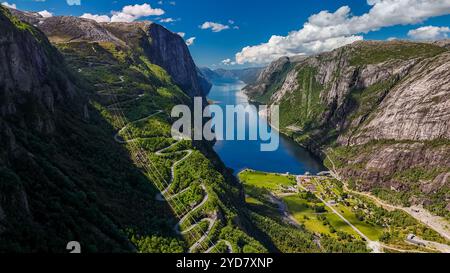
103,21 -> 211,96
252,40 -> 450,217
243,56 -> 305,103
0,8 -> 84,138
348,52 -> 450,145
142,23 -> 211,97
11,10 -> 210,97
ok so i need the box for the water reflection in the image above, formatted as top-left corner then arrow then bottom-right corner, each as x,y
208,79 -> 327,175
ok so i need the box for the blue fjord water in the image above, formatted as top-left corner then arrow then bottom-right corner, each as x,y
208,79 -> 326,175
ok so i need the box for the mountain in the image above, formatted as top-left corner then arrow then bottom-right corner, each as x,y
200,67 -> 263,84
247,40 -> 450,218
11,9 -> 211,97
243,56 -> 306,103
0,6 -> 149,252
0,6 -> 268,253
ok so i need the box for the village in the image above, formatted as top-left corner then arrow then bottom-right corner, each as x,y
239,169 -> 450,253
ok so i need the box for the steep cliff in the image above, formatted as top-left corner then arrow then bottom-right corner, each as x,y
243,56 -> 305,103
0,6 -> 160,252
0,7 -> 85,143
11,10 -> 211,97
251,40 -> 450,218
140,23 -> 211,96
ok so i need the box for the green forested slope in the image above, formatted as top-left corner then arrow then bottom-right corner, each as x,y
0,7 -> 265,253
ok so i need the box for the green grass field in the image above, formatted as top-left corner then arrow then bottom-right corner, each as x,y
241,170 -> 385,241
239,170 -> 296,193
335,204 -> 384,241
282,194 -> 385,240
282,195 -> 331,235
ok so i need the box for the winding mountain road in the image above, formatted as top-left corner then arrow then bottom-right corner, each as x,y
108,88 -> 233,253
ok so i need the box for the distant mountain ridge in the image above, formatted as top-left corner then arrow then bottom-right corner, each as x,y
200,67 -> 263,84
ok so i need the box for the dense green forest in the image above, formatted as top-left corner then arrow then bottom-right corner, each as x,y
0,7 -> 266,253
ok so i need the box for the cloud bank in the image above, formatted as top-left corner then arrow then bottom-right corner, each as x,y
81,13 -> 110,23
235,0 -> 450,64
38,10 -> 53,18
200,21 -> 230,32
80,3 -> 164,23
66,0 -> 80,6
1,2 -> 16,9
408,26 -> 450,40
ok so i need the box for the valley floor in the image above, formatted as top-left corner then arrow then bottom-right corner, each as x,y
325,154 -> 450,243
239,169 -> 450,253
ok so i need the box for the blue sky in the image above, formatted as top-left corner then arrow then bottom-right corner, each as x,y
3,0 -> 450,68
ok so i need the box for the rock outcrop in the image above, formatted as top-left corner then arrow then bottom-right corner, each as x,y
243,56 -> 305,102
349,52 -> 450,145
141,23 -> 210,96
0,8 -> 83,136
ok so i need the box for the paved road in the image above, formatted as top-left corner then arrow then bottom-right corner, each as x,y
205,240 -> 234,253
109,85 -> 233,253
296,178 -> 382,253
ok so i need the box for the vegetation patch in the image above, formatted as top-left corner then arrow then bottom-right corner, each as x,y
279,66 -> 326,129
349,42 -> 447,66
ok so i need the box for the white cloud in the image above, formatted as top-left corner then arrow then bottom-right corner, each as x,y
1,2 -> 16,9
228,20 -> 240,30
160,17 -> 175,23
66,0 -> 80,6
177,32 -> 185,38
186,37 -> 196,46
200,21 -> 230,32
110,12 -> 135,23
78,3 -> 165,23
111,3 -> 165,22
38,10 -> 53,18
122,3 -> 164,17
221,58 -> 236,65
236,0 -> 450,64
81,13 -> 111,23
408,26 -> 450,40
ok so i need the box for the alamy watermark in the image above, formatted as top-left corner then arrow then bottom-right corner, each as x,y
171,97 -> 280,152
